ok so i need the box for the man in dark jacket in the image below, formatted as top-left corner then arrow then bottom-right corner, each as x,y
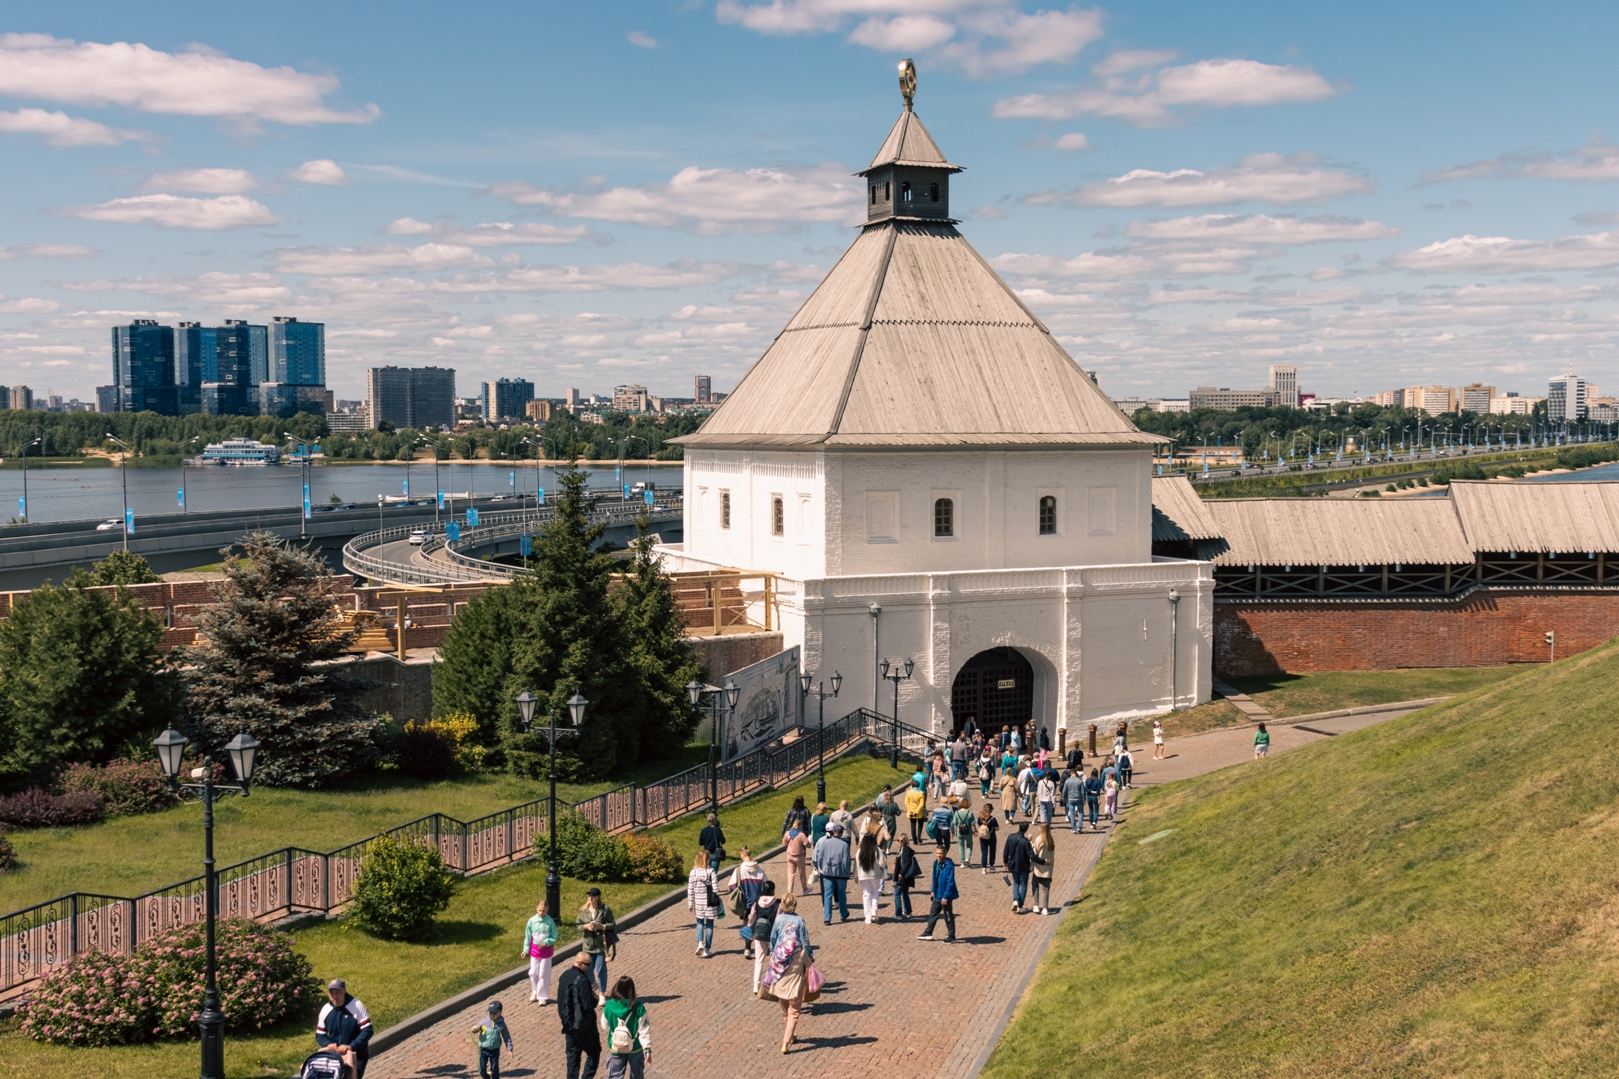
315,979 -> 373,1078
556,952 -> 601,1079
698,812 -> 726,877
891,836 -> 920,919
1002,821 -> 1045,914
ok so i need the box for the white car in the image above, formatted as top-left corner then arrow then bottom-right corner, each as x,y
96,518 -> 121,531
408,529 -> 427,546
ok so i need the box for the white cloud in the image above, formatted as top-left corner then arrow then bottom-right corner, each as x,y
1125,214 -> 1400,244
1063,153 -> 1373,207
434,259 -> 744,293
383,218 -> 436,235
0,297 -> 62,313
383,219 -> 602,246
1575,211 -> 1619,226
0,244 -> 96,259
626,31 -> 659,49
0,107 -> 145,146
1053,132 -> 1090,152
717,1 -> 1103,76
1092,49 -> 1177,77
1420,140 -> 1619,186
56,193 -> 281,229
991,250 -> 1159,279
993,56 -> 1335,126
0,34 -> 380,126
487,163 -> 860,234
274,243 -> 495,274
138,168 -> 257,194
288,159 -> 350,185
1392,231 -> 1619,274
61,272 -> 292,305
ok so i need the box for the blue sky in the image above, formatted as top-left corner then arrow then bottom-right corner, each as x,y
3,1 -> 1619,404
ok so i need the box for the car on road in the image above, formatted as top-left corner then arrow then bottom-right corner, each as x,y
408,529 -> 428,545
95,518 -> 121,531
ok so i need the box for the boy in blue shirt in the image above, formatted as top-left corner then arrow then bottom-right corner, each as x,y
916,843 -> 959,942
471,1000 -> 514,1079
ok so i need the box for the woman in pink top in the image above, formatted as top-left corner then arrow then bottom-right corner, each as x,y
782,824 -> 813,896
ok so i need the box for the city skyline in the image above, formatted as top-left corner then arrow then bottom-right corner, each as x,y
2,4 -> 1619,402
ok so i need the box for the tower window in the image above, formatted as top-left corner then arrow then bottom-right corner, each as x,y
902,181 -> 912,202
934,497 -> 954,538
870,185 -> 877,205
720,490 -> 731,530
929,183 -> 939,203
884,181 -> 890,200
1039,495 -> 1057,535
771,496 -> 784,537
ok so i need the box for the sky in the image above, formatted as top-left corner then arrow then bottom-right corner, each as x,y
3,2 -> 1619,405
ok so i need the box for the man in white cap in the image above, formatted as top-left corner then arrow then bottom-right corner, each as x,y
812,820 -> 852,924
316,978 -> 373,1078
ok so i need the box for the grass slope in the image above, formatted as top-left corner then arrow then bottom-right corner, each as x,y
1226,666 -> 1525,718
0,752 -> 904,1079
987,644 -> 1619,1077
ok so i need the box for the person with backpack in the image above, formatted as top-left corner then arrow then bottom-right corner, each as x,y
686,850 -> 723,958
916,843 -> 959,942
1084,768 -> 1103,831
1066,742 -> 1085,773
812,821 -> 851,924
905,781 -> 927,842
1017,759 -> 1037,818
698,812 -> 727,878
974,801 -> 1000,871
556,952 -> 602,1079
1062,768 -> 1086,834
1002,820 -> 1045,914
854,831 -> 887,923
762,891 -> 813,1054
975,746 -> 996,797
744,880 -> 781,994
891,834 -> 920,919
599,975 -> 650,1079
470,1000 -> 514,1079
1254,722 -> 1271,759
315,979 -> 373,1079
727,847 -> 768,956
522,900 -> 558,1005
952,794 -> 976,867
1117,747 -> 1135,789
927,796 -> 955,847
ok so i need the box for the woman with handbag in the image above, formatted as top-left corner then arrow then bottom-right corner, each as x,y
521,899 -> 558,1005
599,975 -> 649,1079
760,892 -> 815,1054
975,802 -> 1000,871
686,850 -> 723,958
699,813 -> 727,878
745,880 -> 780,994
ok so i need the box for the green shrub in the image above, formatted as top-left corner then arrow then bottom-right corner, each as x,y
0,832 -> 15,872
59,758 -> 177,816
623,833 -> 683,883
542,812 -> 680,883
394,726 -> 455,780
348,833 -> 456,940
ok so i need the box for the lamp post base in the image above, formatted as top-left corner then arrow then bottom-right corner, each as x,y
816,775 -> 826,807
198,1006 -> 225,1079
545,865 -> 562,923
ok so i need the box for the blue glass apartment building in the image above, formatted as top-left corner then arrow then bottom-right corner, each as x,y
111,320 -> 177,414
107,316 -> 325,415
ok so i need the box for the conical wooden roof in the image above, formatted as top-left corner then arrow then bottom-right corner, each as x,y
861,109 -> 960,173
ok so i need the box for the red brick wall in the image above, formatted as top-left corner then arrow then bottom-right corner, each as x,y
1215,593 -> 1619,675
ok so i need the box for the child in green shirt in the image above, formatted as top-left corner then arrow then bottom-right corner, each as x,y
471,1000 -> 514,1079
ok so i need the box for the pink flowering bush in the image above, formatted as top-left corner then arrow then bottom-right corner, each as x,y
59,758 -> 178,817
20,919 -> 318,1046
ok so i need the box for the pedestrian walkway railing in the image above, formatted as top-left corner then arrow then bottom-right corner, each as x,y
0,701 -> 912,998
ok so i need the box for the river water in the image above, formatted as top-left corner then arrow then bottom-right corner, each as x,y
0,460 -> 678,525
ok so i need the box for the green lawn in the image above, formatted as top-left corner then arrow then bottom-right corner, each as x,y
0,751 -> 902,1079
1224,665 -> 1526,717
986,645 -> 1619,1077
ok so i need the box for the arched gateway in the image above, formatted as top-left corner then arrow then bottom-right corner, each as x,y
950,649 -> 1033,737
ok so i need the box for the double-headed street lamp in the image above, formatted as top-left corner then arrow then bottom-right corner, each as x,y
798,670 -> 841,806
17,435 -> 39,523
105,433 -> 131,550
880,657 -> 914,769
516,689 -> 587,918
688,679 -> 739,813
151,726 -> 261,1079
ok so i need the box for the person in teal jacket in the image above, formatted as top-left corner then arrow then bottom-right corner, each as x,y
470,1000 -> 514,1079
522,900 -> 558,1005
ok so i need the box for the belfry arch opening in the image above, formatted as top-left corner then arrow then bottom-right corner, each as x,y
950,648 -> 1034,738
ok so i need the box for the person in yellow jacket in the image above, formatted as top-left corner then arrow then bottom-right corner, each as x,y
904,783 -> 927,844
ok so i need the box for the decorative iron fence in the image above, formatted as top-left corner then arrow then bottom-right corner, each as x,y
0,704 -> 924,997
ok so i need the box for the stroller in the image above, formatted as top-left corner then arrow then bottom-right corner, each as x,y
298,1049 -> 349,1079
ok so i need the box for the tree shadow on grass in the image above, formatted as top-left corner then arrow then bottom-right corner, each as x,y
422,920 -> 504,945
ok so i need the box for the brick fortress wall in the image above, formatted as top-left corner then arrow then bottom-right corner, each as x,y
1215,592 -> 1619,675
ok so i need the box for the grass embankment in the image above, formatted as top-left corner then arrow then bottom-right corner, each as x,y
987,644 -> 1619,1077
0,752 -> 904,1079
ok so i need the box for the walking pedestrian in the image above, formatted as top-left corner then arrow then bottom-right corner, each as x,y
950,734 -> 969,780
1066,741 -> 1084,773
782,795 -> 810,836
783,822 -> 812,896
1115,721 -> 1129,752
1039,726 -> 1051,752
1036,769 -> 1057,823
600,976 -> 650,1079
1062,768 -> 1085,834
916,843 -> 959,942
1010,726 -> 1023,755
905,781 -> 927,843
699,813 -> 727,878
1084,768 -> 1102,830
976,747 -> 995,797
812,821 -> 851,924
744,880 -> 780,993
810,802 -> 830,845
686,850 -> 722,958
1254,723 -> 1270,758
928,797 -> 955,847
998,766 -> 1017,822
930,752 -> 949,800
470,1001 -> 514,1079
1152,718 -> 1165,760
1017,758 -> 1037,817
1103,771 -> 1119,821
975,801 -> 1000,871
1002,820 -> 1044,914
578,888 -> 615,993
1118,746 -> 1134,789
762,892 -> 813,1054
522,901 -> 558,1005
953,794 -> 976,866
315,979 -> 373,1079
998,725 -> 1011,752
557,952 -> 602,1079
829,799 -> 854,835
892,835 -> 919,919
855,831 -> 887,923
1000,744 -> 1017,781
877,786 -> 901,852
1029,822 -> 1056,915
727,848 -> 767,953
948,769 -> 970,804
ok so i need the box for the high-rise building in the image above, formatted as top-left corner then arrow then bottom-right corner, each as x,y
8,386 -> 32,411
1459,383 -> 1496,414
526,399 -> 553,421
612,384 -> 649,412
111,320 -> 177,414
366,366 -> 456,430
565,388 -> 580,408
201,320 -> 263,416
1548,373 -> 1587,423
95,385 -> 118,413
482,378 -> 534,422
269,316 -> 324,385
1267,365 -> 1300,408
695,375 -> 712,403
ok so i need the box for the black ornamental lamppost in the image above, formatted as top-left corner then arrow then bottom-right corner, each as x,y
880,657 -> 914,769
518,689 -> 587,918
799,669 -> 841,806
689,679 -> 739,814
151,726 -> 261,1079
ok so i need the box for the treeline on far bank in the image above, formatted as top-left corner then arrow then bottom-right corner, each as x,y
0,408 -> 704,465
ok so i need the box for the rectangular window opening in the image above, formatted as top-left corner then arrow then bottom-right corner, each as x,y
720,489 -> 731,530
771,495 -> 784,537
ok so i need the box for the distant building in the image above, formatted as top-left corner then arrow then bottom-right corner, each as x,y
1489,395 -> 1539,416
565,388 -> 580,408
612,384 -> 649,412
111,320 -> 177,414
327,412 -> 370,433
1459,383 -> 1496,413
366,366 -> 456,430
1548,374 -> 1587,423
1112,398 -> 1157,414
1374,390 -> 1400,407
1155,399 -> 1190,413
1590,397 -> 1617,424
96,385 -> 118,413
1267,364 -> 1300,408
8,386 -> 31,411
526,399 -> 553,421
695,375 -> 712,403
1189,386 -> 1278,410
482,378 -> 534,423
269,316 -> 324,386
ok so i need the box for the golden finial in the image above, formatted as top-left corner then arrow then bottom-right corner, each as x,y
898,58 -> 917,112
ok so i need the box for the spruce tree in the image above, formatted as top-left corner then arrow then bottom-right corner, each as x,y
85,549 -> 162,586
614,512 -> 705,757
180,531 -> 382,788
